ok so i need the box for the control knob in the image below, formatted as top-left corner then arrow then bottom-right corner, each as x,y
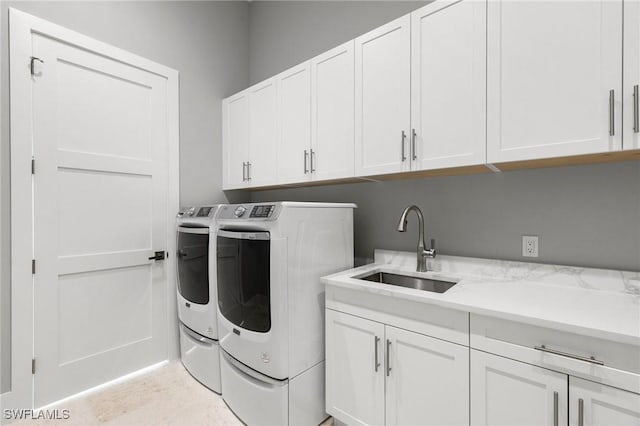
234,206 -> 247,217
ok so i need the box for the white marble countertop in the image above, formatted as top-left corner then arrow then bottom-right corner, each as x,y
322,250 -> 640,346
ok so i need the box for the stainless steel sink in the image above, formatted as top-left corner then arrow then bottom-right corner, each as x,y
358,271 -> 457,294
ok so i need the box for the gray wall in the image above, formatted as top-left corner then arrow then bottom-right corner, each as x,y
1,0 -> 249,394
246,1 -> 640,272
248,1 -> 428,84
252,162 -> 640,270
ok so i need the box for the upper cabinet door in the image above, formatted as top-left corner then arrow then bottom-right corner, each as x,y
223,92 -> 249,190
624,1 -> 640,151
355,15 -> 411,177
411,0 -> 486,170
385,325 -> 469,426
487,1 -> 623,163
247,79 -> 278,187
311,41 -> 355,181
277,62 -> 312,185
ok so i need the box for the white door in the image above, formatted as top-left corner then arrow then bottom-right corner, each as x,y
355,15 -> 411,177
624,1 -> 640,151
569,376 -> 640,426
325,309 -> 385,426
311,41 -> 355,181
32,33 -> 169,407
248,79 -> 278,187
411,0 -> 486,170
276,62 -> 312,184
223,91 -> 249,189
487,0 -> 623,163
471,350 -> 568,426
385,326 -> 469,426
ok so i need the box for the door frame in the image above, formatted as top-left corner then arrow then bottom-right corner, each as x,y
4,8 -> 179,412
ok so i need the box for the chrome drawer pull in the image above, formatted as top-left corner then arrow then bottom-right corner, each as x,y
534,345 -> 604,366
553,391 -> 559,426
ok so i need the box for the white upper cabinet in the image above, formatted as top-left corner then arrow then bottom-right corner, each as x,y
355,15 -> 411,177
276,62 -> 312,184
569,376 -> 640,426
411,0 -> 486,170
222,91 -> 249,189
487,0 -> 623,163
311,41 -> 355,181
247,79 -> 278,187
624,1 -> 640,151
471,350 -> 569,426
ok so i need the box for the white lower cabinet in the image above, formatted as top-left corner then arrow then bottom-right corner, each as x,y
386,326 -> 469,426
326,310 -> 385,426
325,309 -> 469,426
471,349 -> 640,426
471,349 -> 568,426
569,376 -> 640,426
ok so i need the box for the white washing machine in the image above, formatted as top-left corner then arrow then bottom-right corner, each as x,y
176,204 -> 224,393
215,202 -> 356,425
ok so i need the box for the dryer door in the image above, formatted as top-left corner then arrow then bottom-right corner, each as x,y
216,230 -> 271,333
177,225 -> 210,304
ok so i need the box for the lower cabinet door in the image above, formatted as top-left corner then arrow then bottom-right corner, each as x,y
325,309 -> 385,426
471,349 -> 568,426
385,325 -> 469,426
569,376 -> 640,426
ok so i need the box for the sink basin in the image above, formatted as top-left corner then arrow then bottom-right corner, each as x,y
357,271 -> 457,294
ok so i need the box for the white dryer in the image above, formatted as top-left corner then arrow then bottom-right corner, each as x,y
215,202 -> 356,425
176,204 -> 224,393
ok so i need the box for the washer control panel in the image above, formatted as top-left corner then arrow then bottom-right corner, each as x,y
177,205 -> 218,219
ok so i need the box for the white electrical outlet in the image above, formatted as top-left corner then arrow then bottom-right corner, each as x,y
522,235 -> 539,257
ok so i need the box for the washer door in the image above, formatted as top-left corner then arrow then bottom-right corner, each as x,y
216,230 -> 271,333
177,226 -> 210,304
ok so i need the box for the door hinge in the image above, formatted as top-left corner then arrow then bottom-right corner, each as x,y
32,259 -> 36,274
32,358 -> 36,374
31,158 -> 35,174
30,56 -> 44,76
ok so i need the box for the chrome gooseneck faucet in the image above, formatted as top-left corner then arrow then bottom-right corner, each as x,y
396,205 -> 436,272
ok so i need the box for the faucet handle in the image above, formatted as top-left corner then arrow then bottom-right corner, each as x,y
430,238 -> 436,251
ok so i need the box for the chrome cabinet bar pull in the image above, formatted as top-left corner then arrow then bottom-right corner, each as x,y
304,150 -> 309,174
578,398 -> 584,426
374,336 -> 380,372
386,339 -> 392,376
411,129 -> 417,160
553,391 -> 559,426
242,162 -> 247,181
247,162 -> 251,181
310,150 -> 316,172
401,131 -> 407,161
534,345 -> 604,365
609,89 -> 615,136
634,85 -> 639,133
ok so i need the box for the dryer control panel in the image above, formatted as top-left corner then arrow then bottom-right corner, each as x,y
249,205 -> 275,218
216,204 -> 280,221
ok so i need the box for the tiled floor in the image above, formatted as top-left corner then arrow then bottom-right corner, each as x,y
15,361 -> 333,426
